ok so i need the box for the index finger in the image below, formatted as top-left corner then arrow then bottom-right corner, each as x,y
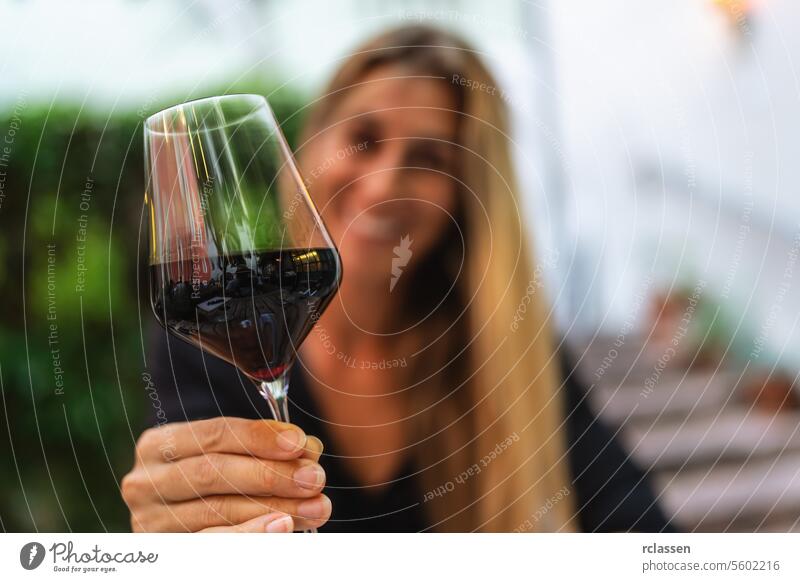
137,417 -> 308,463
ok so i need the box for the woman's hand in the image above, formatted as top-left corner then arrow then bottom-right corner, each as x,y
121,417 -> 330,532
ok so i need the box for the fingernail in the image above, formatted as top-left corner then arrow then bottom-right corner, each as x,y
307,436 -> 324,455
297,495 -> 331,520
277,429 -> 304,452
293,464 -> 325,490
265,514 -> 293,533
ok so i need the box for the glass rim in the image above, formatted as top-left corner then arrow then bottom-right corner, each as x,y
144,93 -> 269,135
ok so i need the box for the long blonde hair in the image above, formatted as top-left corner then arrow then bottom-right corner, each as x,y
298,25 -> 575,532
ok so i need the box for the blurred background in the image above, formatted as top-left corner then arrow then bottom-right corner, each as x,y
1,0 -> 798,532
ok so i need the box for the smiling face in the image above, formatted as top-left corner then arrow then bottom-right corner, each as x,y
301,64 -> 461,288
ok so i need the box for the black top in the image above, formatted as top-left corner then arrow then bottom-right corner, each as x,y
147,329 -> 675,532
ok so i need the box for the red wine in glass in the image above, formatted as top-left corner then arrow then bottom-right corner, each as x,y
150,248 -> 339,388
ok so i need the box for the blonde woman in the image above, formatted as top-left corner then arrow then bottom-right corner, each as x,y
122,25 -> 671,533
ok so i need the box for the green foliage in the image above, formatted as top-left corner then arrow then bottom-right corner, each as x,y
0,82 -> 307,531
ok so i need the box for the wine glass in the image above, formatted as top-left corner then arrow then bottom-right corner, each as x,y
144,94 -> 341,532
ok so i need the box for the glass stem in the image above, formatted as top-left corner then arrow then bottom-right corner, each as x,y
259,375 -> 290,423
257,370 -> 318,534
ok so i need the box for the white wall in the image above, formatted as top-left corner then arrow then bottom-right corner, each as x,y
549,0 -> 800,370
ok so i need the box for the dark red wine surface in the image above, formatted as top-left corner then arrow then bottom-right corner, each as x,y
151,248 -> 340,380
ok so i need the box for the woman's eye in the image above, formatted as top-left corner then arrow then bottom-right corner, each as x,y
408,149 -> 452,172
351,130 -> 378,150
